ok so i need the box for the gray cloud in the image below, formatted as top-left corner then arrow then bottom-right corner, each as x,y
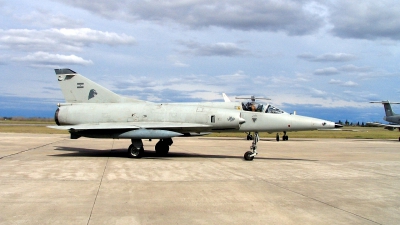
314,67 -> 339,75
179,41 -> 250,57
12,51 -> 93,67
52,0 -> 400,41
148,89 -> 204,103
309,88 -> 327,97
54,0 -> 325,35
313,64 -> 397,81
298,53 -> 357,62
167,56 -> 189,67
356,71 -> 399,79
342,91 -> 378,102
329,79 -> 358,87
14,9 -> 84,28
339,64 -> 372,73
116,87 -> 205,103
113,76 -> 159,90
0,28 -> 136,52
329,0 -> 400,40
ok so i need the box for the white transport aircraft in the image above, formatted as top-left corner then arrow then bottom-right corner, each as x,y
49,69 -> 340,160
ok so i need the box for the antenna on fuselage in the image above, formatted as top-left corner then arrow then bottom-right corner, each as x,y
235,95 -> 271,103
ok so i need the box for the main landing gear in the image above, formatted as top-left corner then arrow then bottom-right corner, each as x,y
276,131 -> 289,141
128,139 -> 144,158
155,138 -> 173,156
244,132 -> 259,161
127,138 -> 174,158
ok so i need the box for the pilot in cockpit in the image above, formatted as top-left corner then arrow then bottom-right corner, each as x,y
242,101 -> 286,114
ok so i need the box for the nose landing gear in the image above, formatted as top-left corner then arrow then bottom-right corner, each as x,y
244,132 -> 259,161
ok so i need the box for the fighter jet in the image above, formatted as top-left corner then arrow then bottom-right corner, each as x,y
369,101 -> 400,141
49,69 -> 340,160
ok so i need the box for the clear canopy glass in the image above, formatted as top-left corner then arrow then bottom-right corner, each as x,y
242,102 -> 287,114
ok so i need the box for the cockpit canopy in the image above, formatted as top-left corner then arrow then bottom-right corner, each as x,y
242,102 -> 287,114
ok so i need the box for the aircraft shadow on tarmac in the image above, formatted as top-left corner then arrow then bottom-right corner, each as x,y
51,146 -> 317,161
352,139 -> 400,142
200,137 -> 317,142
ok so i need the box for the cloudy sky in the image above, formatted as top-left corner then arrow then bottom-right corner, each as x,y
1,0 -> 399,123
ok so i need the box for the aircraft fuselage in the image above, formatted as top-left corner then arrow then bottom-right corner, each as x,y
56,102 -> 335,138
384,115 -> 400,124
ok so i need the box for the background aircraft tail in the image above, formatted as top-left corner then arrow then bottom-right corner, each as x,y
370,101 -> 400,117
55,68 -> 142,103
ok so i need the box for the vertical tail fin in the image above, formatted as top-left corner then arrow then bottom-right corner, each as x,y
55,68 -> 140,103
370,101 -> 399,117
383,102 -> 395,117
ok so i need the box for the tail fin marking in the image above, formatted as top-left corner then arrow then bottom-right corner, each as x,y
55,68 -> 141,103
383,103 -> 395,117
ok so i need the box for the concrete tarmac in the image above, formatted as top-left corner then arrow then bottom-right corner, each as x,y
0,133 -> 399,225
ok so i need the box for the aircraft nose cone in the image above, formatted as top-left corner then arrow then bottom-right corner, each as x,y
291,115 -> 337,131
335,124 -> 343,128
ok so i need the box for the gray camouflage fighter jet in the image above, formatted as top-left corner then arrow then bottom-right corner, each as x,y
49,69 -> 340,160
369,101 -> 400,141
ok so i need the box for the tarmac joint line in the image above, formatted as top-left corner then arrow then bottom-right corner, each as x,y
0,139 -> 67,159
263,179 -> 383,225
87,141 -> 113,225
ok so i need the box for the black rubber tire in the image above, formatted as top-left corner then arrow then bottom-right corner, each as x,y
155,141 -> 169,156
283,135 -> 288,141
128,144 -> 144,158
244,151 -> 254,161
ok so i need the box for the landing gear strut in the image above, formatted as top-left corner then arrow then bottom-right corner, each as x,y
282,131 -> 288,141
244,132 -> 259,161
246,132 -> 253,140
276,132 -> 289,141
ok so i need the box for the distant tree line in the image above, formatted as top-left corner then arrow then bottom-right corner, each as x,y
336,120 -> 377,127
1,116 -> 53,122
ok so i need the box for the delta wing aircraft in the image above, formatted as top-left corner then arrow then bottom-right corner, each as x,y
369,101 -> 400,141
49,69 -> 339,160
